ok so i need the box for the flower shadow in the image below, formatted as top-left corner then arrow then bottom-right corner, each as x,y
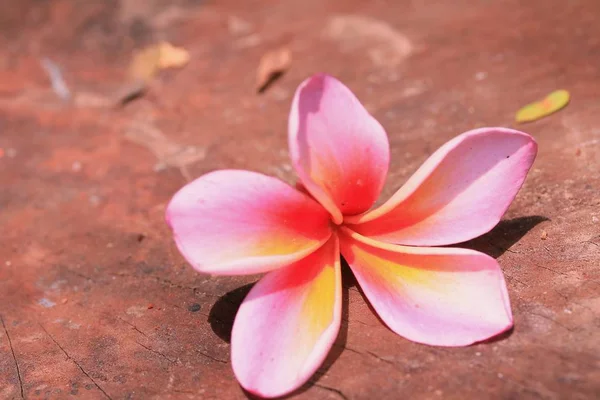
208,282 -> 255,344
457,215 -> 549,258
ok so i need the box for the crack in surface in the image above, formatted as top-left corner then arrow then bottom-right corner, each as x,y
1,316 -> 24,399
118,317 -> 149,338
196,349 -> 228,364
342,345 -> 362,356
135,341 -> 176,364
39,324 -> 112,400
343,345 -> 401,368
342,316 -> 372,327
366,350 -> 396,366
504,273 -> 529,288
535,264 -> 568,276
312,382 -> 349,400
581,239 -> 599,248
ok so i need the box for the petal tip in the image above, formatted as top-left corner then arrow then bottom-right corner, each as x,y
289,74 -> 390,217
475,126 -> 538,153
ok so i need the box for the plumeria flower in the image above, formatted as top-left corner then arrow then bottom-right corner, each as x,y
166,74 -> 537,398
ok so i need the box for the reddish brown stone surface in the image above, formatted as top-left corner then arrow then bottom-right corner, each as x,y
1,1 -> 599,399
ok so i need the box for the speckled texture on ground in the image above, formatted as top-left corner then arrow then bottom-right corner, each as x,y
1,0 -> 599,399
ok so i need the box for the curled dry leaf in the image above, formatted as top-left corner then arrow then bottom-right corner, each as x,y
129,41 -> 190,82
129,45 -> 161,81
157,42 -> 190,69
256,47 -> 292,93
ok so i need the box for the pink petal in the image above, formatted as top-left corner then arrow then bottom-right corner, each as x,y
166,170 -> 332,275
345,128 -> 537,245
232,236 -> 341,398
339,228 -> 512,346
288,74 -> 390,223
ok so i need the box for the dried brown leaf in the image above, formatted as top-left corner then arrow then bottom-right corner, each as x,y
157,42 -> 190,69
129,45 -> 162,81
256,47 -> 292,93
129,42 -> 190,81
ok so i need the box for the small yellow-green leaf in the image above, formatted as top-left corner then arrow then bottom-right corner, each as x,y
515,90 -> 570,123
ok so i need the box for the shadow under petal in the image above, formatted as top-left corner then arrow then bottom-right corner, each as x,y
208,283 -> 255,344
458,215 -> 549,258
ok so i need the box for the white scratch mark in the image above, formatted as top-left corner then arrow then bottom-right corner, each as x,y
38,298 -> 56,308
41,58 -> 71,101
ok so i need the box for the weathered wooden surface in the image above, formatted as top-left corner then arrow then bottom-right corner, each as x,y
1,0 -> 599,399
